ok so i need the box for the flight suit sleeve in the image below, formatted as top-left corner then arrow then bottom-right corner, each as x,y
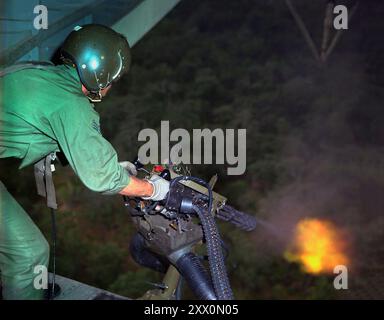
48,99 -> 130,194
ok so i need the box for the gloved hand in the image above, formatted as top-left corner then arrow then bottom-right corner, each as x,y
119,161 -> 138,176
142,175 -> 170,201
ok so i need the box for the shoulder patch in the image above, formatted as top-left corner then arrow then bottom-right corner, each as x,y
91,119 -> 102,134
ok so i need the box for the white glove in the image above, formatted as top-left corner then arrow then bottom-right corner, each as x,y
142,175 -> 170,201
119,161 -> 138,176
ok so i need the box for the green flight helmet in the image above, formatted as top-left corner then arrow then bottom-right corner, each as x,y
60,24 -> 131,92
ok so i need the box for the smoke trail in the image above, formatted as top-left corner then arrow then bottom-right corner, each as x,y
255,55 -> 384,297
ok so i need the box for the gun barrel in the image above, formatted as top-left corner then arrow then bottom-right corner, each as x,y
216,204 -> 257,231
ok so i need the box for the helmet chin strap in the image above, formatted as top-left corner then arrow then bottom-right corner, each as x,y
85,89 -> 102,103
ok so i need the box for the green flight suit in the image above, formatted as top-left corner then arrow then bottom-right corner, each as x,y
0,64 -> 130,299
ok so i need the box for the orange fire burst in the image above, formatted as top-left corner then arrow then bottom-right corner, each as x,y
284,218 -> 349,274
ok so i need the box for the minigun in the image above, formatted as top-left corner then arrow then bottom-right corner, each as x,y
123,158 -> 257,300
